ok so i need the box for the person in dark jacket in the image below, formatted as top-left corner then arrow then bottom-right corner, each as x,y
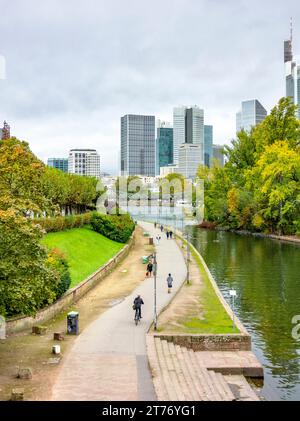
133,295 -> 144,318
146,261 -> 153,277
167,273 -> 174,293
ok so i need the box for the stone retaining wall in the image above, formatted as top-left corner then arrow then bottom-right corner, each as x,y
6,232 -> 135,334
154,333 -> 251,352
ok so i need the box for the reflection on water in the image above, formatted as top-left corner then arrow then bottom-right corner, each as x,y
189,227 -> 300,401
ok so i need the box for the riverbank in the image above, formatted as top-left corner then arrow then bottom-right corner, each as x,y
200,223 -> 300,245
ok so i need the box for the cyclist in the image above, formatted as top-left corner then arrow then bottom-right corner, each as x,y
133,295 -> 144,321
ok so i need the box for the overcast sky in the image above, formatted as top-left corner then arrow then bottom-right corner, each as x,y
0,0 -> 300,174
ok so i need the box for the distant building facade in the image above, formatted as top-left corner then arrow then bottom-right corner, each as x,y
173,105 -> 204,165
120,114 -> 155,177
156,120 -> 173,175
159,164 -> 178,177
213,145 -> 225,167
236,100 -> 267,133
68,149 -> 101,178
47,158 -> 68,173
178,144 -> 202,179
204,125 -> 213,168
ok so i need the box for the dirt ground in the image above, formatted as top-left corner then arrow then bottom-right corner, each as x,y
155,240 -> 205,332
0,226 -> 154,401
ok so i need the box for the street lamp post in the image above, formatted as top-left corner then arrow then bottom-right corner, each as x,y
186,232 -> 190,285
153,252 -> 158,331
229,290 -> 237,330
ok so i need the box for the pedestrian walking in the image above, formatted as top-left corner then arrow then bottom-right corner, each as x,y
169,230 -> 173,239
156,235 -> 161,245
166,231 -> 169,239
160,225 -> 163,232
146,261 -> 153,277
154,222 -> 157,229
167,273 -> 174,293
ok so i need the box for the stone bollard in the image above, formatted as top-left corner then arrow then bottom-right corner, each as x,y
17,367 -> 33,380
53,332 -> 64,341
52,345 -> 61,355
11,388 -> 24,401
32,325 -> 48,335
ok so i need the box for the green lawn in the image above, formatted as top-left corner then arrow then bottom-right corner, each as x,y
42,226 -> 124,288
183,248 -> 239,334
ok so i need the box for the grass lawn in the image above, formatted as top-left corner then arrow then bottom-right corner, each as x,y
183,247 -> 239,334
42,226 -> 124,288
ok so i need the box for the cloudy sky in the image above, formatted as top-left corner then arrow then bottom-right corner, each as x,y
0,0 -> 299,174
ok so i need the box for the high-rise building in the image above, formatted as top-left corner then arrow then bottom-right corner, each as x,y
68,149 -> 101,178
173,105 -> 204,165
204,125 -> 213,168
284,20 -> 300,118
156,121 -> 173,175
236,100 -> 267,133
47,158 -> 69,173
213,145 -> 225,168
1,121 -> 10,140
120,114 -> 155,176
178,144 -> 202,179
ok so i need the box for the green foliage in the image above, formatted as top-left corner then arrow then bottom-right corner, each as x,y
0,209 -> 59,317
47,248 -> 71,299
91,212 -> 135,243
34,212 -> 93,233
197,98 -> 300,235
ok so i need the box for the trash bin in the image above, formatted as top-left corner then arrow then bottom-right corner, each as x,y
149,237 -> 153,245
142,256 -> 148,264
67,311 -> 79,335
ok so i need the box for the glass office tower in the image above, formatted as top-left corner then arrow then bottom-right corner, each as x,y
156,125 -> 173,175
47,158 -> 69,173
120,114 -> 156,176
204,125 -> 213,168
236,100 -> 267,133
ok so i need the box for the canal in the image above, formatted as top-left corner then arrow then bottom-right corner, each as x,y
188,227 -> 300,401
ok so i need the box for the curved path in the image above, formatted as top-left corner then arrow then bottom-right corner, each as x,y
51,221 -> 187,401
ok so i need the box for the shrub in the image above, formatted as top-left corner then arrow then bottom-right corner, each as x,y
34,212 -> 93,233
47,248 -> 71,299
91,212 -> 135,243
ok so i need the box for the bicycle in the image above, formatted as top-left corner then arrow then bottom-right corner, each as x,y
134,308 -> 141,325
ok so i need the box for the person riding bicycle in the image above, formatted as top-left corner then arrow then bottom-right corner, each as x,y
133,295 -> 144,320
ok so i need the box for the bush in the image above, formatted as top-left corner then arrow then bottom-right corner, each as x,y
47,248 -> 71,299
34,212 -> 93,233
91,212 -> 135,243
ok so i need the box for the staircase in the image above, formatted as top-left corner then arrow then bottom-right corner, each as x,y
147,336 -> 259,401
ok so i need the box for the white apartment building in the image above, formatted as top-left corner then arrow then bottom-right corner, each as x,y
178,144 -> 202,179
68,149 -> 101,178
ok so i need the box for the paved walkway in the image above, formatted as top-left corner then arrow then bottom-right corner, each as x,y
51,222 -> 187,401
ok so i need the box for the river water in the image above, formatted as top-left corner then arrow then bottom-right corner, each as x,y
188,227 -> 300,401
129,205 -> 300,401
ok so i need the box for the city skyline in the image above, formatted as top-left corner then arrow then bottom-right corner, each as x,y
0,0 -> 299,174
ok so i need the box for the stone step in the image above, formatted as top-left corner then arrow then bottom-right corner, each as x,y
180,346 -> 215,401
207,370 -> 235,401
161,340 -> 185,401
187,349 -> 222,401
146,336 -> 168,401
223,375 -> 260,401
154,338 -> 178,401
174,344 -> 204,401
214,372 -> 236,401
167,342 -> 192,401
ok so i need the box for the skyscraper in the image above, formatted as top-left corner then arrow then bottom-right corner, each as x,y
213,145 -> 225,168
236,100 -> 267,133
47,158 -> 69,173
204,125 -> 213,168
156,121 -> 173,175
178,144 -> 202,179
284,20 -> 300,118
120,114 -> 155,176
68,149 -> 101,178
173,106 -> 204,165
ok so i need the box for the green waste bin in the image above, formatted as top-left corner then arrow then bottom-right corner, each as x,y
142,256 -> 148,264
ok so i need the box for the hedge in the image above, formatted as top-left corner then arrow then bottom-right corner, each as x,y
34,212 -> 93,233
91,212 -> 135,243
